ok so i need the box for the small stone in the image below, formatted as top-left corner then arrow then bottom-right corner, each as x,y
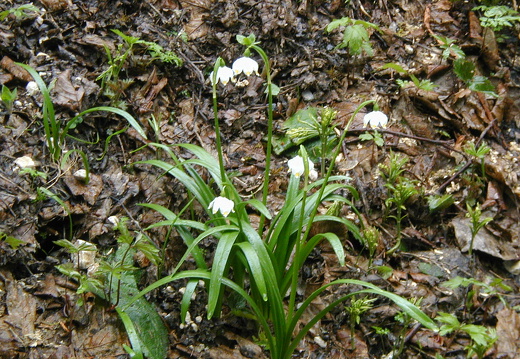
314,335 -> 327,348
14,156 -> 36,169
26,81 -> 39,96
302,90 -> 314,101
73,169 -> 88,181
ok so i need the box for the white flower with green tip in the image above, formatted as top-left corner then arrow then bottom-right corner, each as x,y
288,155 -> 317,180
363,111 -> 388,129
232,57 -> 259,76
210,66 -> 235,85
208,196 -> 235,217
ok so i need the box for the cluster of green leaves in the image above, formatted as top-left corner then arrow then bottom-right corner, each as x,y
17,63 -> 147,166
273,106 -> 339,172
442,275 -> 511,307
434,35 -> 497,96
436,312 -> 497,359
123,104 -> 438,359
326,17 -> 382,56
97,29 -> 182,107
0,3 -> 39,21
381,62 -> 437,91
1,85 -> 17,114
55,218 -> 166,359
473,5 -> 520,31
380,152 -> 419,255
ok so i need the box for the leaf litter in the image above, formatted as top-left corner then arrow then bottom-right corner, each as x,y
0,0 -> 519,358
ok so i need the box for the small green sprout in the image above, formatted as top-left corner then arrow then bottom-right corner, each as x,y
0,3 -> 39,21
466,203 -> 493,261
326,17 -> 382,56
1,85 -> 17,114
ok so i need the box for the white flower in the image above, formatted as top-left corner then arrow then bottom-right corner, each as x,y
14,156 -> 36,169
210,66 -> 235,86
208,196 -> 235,217
288,156 -> 316,179
232,57 -> 259,76
363,111 -> 388,129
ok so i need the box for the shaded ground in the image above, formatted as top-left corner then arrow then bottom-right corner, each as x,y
1,0 -> 520,358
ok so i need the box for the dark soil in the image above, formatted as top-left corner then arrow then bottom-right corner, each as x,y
1,0 -> 520,358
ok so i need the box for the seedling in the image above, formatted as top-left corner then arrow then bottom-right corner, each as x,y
380,152 -> 419,254
326,17 -> 381,56
380,62 -> 437,91
441,276 -> 511,307
466,203 -> 493,264
345,296 -> 377,349
436,312 -> 497,359
0,3 -> 39,21
361,226 -> 380,268
473,5 -> 520,32
463,141 -> 490,179
1,85 -> 17,114
17,63 -> 147,163
97,29 -> 182,106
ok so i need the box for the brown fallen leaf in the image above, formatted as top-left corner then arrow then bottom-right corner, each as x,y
52,69 -> 85,111
495,307 -> 520,358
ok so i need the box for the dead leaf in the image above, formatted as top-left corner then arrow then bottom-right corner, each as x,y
52,69 -> 85,111
63,173 -> 103,205
451,215 -> 520,260
496,307 -> 520,358
40,0 -> 72,11
180,0 -> 212,40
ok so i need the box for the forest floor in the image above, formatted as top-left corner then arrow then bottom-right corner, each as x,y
1,0 -> 520,358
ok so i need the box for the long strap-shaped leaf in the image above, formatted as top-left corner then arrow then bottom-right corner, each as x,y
207,230 -> 240,318
284,279 -> 439,359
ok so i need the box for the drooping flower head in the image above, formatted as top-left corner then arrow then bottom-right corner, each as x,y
208,196 -> 235,217
210,66 -> 235,86
363,111 -> 388,129
288,155 -> 317,180
232,57 -> 259,76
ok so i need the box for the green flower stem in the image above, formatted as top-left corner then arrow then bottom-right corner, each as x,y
247,44 -> 273,234
287,147 -> 310,321
211,58 -> 228,191
302,100 -> 375,244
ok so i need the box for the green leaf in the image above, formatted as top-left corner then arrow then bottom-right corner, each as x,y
207,231 -> 240,318
428,194 -> 455,212
116,308 -> 144,359
1,234 -> 24,250
242,199 -> 272,220
468,76 -> 497,96
380,62 -> 408,74
359,133 -> 374,142
453,58 -> 475,82
114,245 -> 168,359
181,279 -> 199,323
326,17 -> 352,32
340,24 -> 370,55
235,242 -> 268,301
461,324 -> 489,346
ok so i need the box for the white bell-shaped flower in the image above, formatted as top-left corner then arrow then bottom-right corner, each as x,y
232,57 -> 259,76
363,111 -> 388,129
288,156 -> 316,179
208,196 -> 235,217
210,66 -> 235,86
